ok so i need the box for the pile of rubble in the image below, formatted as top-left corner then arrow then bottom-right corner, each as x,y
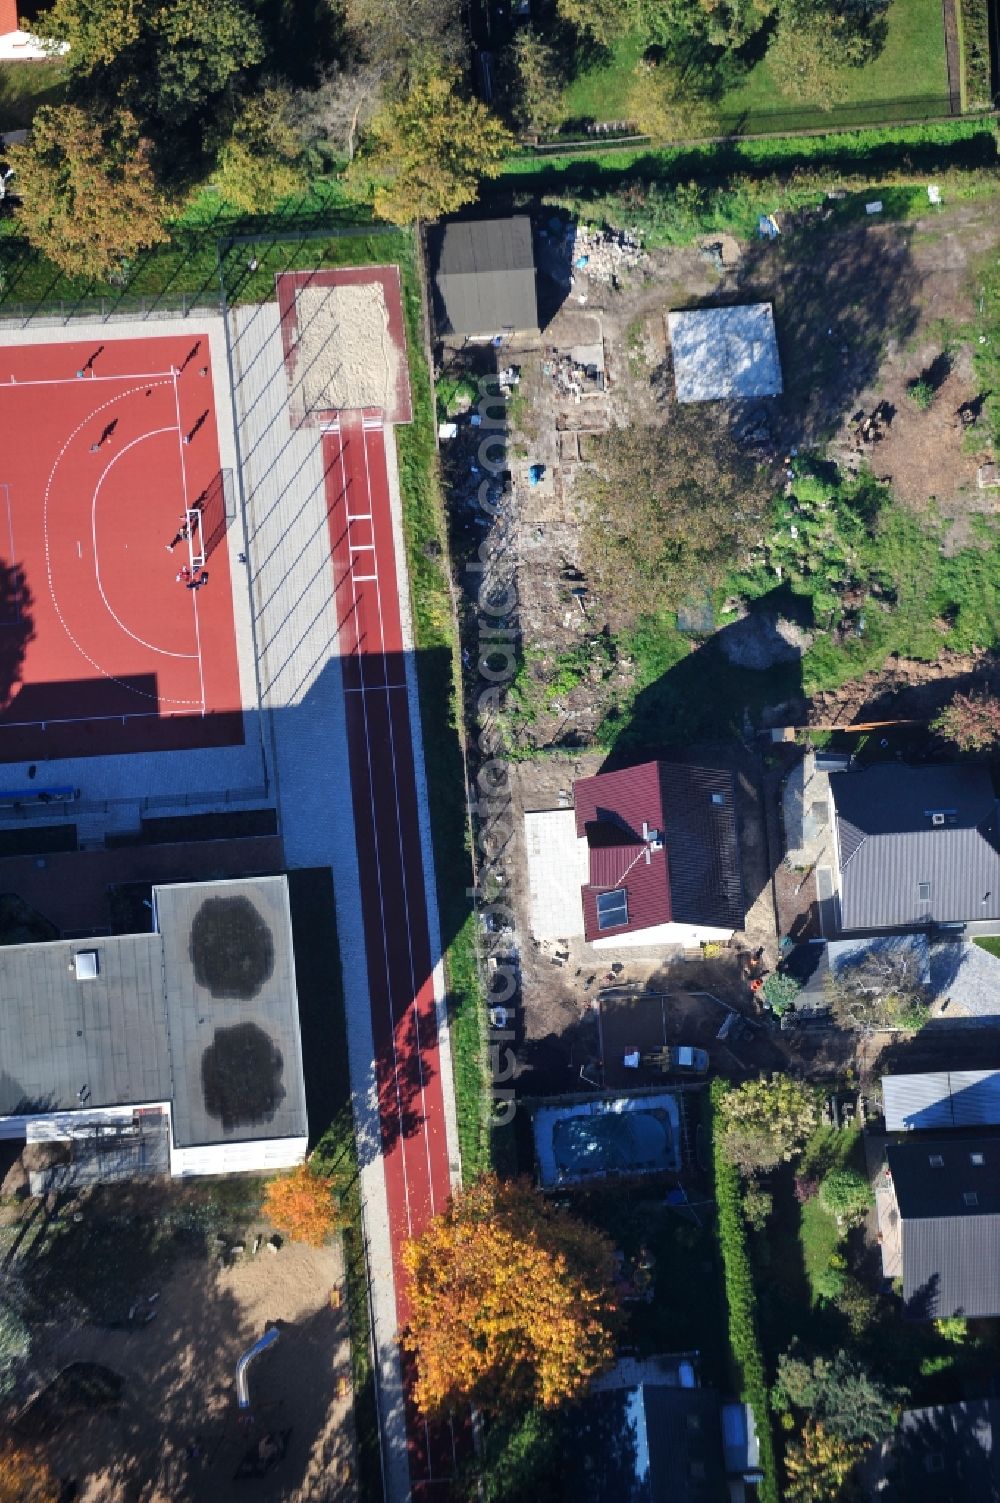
571,225 -> 647,284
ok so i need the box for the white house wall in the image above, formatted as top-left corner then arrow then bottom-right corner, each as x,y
593,921 -> 734,950
169,1136 -> 307,1178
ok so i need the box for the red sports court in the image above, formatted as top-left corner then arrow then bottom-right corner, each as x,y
0,332 -> 244,761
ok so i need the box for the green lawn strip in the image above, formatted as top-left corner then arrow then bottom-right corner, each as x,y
974,936 -> 1000,958
558,0 -> 948,135
503,116 -> 994,177
288,868 -> 383,1503
973,245 -> 1000,452
0,58 -> 67,131
709,1082 -> 779,1503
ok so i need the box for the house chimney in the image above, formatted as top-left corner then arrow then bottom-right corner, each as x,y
0,0 -> 18,36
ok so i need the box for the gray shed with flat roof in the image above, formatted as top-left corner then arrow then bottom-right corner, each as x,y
428,217 -> 538,338
668,304 -> 782,402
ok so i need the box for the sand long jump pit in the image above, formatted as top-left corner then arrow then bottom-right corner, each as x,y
276,266 -> 413,426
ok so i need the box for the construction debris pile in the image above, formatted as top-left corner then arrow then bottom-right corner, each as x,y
849,400 -> 895,450
542,352 -> 605,402
571,225 -> 647,284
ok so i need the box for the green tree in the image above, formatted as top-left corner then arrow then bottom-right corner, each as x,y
41,0 -> 264,134
213,89 -> 307,213
503,28 -> 565,138
349,69 -> 514,224
579,414 -> 770,615
717,1074 -> 817,1176
933,691 -> 1000,752
818,1167 -> 873,1226
345,0 -> 466,80
556,0 -> 638,45
772,1344 -> 904,1441
0,1301 -> 29,1399
10,105 -> 169,281
623,59 -> 713,141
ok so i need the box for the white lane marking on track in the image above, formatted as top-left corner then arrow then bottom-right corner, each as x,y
358,419 -> 439,1218
42,380 -> 204,706
90,431 -> 199,659
334,426 -> 415,1240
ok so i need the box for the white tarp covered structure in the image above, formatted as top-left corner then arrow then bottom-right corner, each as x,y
668,303 -> 783,402
524,808 -> 588,939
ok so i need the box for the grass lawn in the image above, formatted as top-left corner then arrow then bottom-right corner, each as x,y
974,936 -> 1000,958
0,58 -> 66,131
557,0 -> 948,137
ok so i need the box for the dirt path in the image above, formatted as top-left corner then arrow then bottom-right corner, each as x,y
941,0 -> 962,114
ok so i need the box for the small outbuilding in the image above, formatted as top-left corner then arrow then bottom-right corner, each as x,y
667,303 -> 782,402
427,216 -> 539,341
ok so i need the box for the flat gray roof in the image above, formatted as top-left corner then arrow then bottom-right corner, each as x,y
668,304 -> 782,402
0,934 -> 170,1117
428,217 -> 538,337
155,877 -> 307,1148
0,876 -> 307,1150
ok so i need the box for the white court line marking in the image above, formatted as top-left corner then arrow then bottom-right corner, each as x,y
91,431 -> 199,659
171,369 -> 206,714
42,381 -> 205,707
352,573 -> 377,582
333,426 -> 415,1241
8,370 -> 180,388
358,418 -> 439,1219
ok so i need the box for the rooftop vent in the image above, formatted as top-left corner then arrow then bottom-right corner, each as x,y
73,950 -> 99,981
929,1154 -> 945,1168
931,813 -> 945,827
971,1153 -> 985,1167
965,1192 -> 979,1207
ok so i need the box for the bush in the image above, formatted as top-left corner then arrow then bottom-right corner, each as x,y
908,377 -> 935,410
762,971 -> 801,1016
819,1168 -> 874,1227
743,1183 -> 773,1232
262,1162 -> 342,1247
710,1082 -> 779,1503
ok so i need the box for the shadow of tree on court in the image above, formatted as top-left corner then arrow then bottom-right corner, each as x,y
0,562 -> 35,710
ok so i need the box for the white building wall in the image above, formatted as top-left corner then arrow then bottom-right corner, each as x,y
169,1135 -> 307,1178
0,1102 -> 165,1141
593,921 -> 734,950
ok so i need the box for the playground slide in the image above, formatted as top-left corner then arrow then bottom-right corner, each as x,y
236,1326 -> 279,1410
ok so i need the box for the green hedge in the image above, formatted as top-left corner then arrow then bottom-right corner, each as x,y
958,0 -> 994,111
709,1081 -> 779,1503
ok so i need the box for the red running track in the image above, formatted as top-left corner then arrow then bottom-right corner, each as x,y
325,410 -> 456,1494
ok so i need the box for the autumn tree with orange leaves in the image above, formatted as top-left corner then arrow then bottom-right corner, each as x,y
402,1175 -> 619,1417
262,1163 -> 343,1247
0,1446 -> 59,1503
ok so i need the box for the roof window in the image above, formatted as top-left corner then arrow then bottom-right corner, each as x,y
971,1153 -> 985,1167
928,1155 -> 944,1168
964,1192 -> 979,1207
73,950 -> 99,981
596,888 -> 628,931
917,881 -> 931,901
711,791 -> 725,806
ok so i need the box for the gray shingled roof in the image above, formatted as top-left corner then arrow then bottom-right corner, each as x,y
428,217 -> 538,336
874,1400 -> 1000,1503
830,765 -> 1000,931
888,1137 -> 1000,1317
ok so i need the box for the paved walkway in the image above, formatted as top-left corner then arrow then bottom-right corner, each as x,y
227,293 -> 459,1503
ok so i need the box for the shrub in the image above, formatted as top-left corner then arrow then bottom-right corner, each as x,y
933,691 -> 1000,752
719,1075 -> 818,1175
908,378 -> 934,410
819,1168 -> 874,1227
743,1183 -> 773,1231
762,971 -> 801,1016
794,1174 -> 821,1205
